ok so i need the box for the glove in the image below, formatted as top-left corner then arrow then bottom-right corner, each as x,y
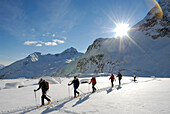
34,89 -> 37,92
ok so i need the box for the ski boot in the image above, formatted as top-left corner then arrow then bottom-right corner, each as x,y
40,105 -> 45,107
47,100 -> 51,105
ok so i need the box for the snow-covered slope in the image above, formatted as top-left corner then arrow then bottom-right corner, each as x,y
0,75 -> 170,114
0,64 -> 4,69
133,0 -> 170,39
70,0 -> 170,76
0,47 -> 83,79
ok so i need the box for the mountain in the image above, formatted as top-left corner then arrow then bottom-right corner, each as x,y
0,47 -> 83,79
0,64 -> 5,69
133,0 -> 169,39
69,0 -> 170,77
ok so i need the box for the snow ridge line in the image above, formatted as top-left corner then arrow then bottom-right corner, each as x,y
1,77 -> 156,114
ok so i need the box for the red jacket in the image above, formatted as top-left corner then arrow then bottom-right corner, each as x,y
109,74 -> 116,81
90,77 -> 96,85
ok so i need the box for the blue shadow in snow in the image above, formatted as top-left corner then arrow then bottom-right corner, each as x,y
72,93 -> 91,107
41,98 -> 74,114
117,86 -> 122,90
106,88 -> 113,94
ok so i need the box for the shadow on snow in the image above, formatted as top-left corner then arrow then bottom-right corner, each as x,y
11,77 -> 157,114
72,93 -> 92,107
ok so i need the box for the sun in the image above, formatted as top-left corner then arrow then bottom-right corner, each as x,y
114,23 -> 130,37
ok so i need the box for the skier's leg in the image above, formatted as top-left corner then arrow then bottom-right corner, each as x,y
92,84 -> 96,92
111,80 -> 113,87
74,89 -> 76,97
41,95 -> 45,105
76,88 -> 80,96
92,84 -> 94,92
75,88 -> 79,95
43,91 -> 50,103
77,89 -> 79,95
44,95 -> 50,101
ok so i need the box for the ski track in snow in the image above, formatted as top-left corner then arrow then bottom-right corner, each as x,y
0,76 -> 158,114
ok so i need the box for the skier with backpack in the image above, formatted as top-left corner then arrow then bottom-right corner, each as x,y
34,78 -> 51,107
89,76 -> 96,93
116,72 -> 122,86
109,73 -> 116,87
68,76 -> 80,98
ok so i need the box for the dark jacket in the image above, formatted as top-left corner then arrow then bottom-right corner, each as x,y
37,80 -> 49,92
70,79 -> 79,89
117,73 -> 122,80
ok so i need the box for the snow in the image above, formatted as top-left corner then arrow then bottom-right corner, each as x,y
0,47 -> 83,79
29,53 -> 40,62
4,82 -> 24,89
0,64 -> 5,69
0,74 -> 170,114
65,59 -> 73,63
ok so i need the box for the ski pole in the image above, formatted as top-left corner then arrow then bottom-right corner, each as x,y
34,92 -> 38,106
68,81 -> 72,98
96,85 -> 99,90
88,83 -> 90,93
46,94 -> 51,98
108,80 -> 109,87
68,86 -> 70,98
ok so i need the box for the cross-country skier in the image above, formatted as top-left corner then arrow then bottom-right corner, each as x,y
116,72 -> 122,86
34,78 -> 51,107
109,73 -> 116,87
68,76 -> 80,98
133,73 -> 136,82
89,76 -> 96,93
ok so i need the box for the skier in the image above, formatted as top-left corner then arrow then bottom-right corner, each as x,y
116,72 -> 122,86
109,73 -> 116,87
89,76 -> 96,93
133,73 -> 136,82
68,76 -> 80,98
34,78 -> 51,107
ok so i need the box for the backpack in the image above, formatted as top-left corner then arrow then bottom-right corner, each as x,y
120,75 -> 122,80
45,81 -> 49,90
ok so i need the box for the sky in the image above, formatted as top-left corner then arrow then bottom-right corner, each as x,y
0,0 -> 158,66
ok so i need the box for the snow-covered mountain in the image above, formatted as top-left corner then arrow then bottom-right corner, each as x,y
0,64 -> 4,69
133,0 -> 169,39
0,47 -> 83,79
69,0 -> 170,77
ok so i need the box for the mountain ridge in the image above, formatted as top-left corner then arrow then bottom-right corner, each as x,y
0,47 -> 83,79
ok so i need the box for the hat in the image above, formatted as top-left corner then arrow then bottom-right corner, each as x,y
38,78 -> 43,84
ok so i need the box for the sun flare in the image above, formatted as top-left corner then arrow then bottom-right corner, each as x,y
114,23 -> 130,37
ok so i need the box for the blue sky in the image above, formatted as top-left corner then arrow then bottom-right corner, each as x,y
0,0 -> 157,65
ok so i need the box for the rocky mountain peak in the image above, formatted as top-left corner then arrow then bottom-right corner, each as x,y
61,47 -> 78,55
132,0 -> 170,39
86,38 -> 106,54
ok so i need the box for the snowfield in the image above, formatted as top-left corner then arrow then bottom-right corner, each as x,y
0,74 -> 170,114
